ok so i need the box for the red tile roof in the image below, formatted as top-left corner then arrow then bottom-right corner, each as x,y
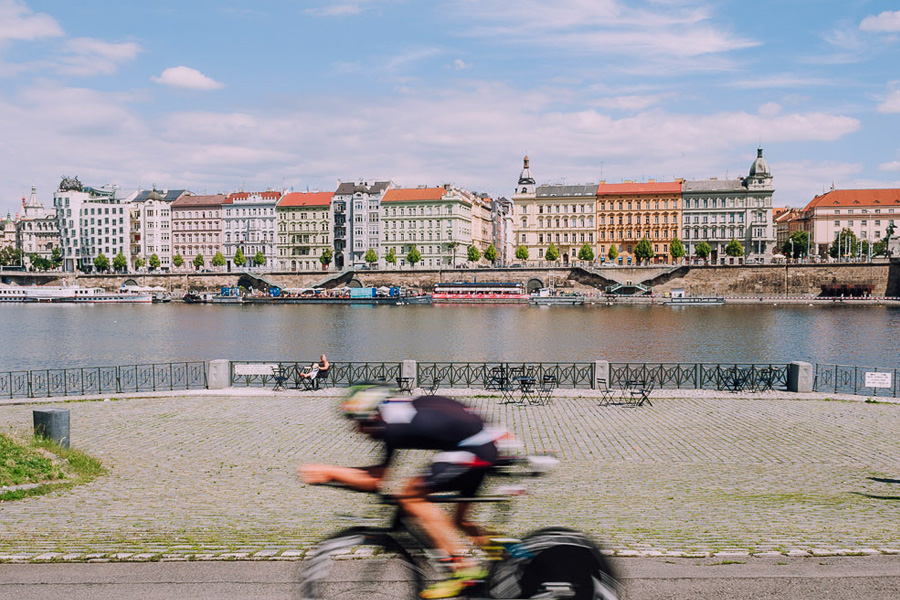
227,191 -> 282,202
171,194 -> 229,208
596,181 -> 682,195
802,188 -> 900,211
382,187 -> 447,203
278,191 -> 333,208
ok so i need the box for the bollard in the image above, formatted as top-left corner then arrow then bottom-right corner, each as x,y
33,408 -> 70,448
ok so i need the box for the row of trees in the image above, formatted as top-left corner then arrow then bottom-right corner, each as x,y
779,225 -> 895,260
361,243 -> 501,267
510,237 -> 741,263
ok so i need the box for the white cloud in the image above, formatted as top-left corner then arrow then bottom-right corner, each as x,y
59,38 -> 141,76
152,66 -> 224,91
0,0 -> 63,43
450,59 -> 470,71
878,161 -> 900,172
860,10 -> 900,33
877,88 -> 900,113
757,102 -> 781,118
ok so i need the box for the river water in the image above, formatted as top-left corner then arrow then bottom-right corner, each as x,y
2,303 -> 899,371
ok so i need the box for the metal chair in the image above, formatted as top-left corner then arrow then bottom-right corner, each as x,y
533,374 -> 556,405
597,378 -> 616,406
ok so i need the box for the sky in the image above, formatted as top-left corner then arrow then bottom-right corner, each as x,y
1,0 -> 900,217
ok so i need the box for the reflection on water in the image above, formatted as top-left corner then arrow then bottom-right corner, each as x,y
2,303 -> 899,371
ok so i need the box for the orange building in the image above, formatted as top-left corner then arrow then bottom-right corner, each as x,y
596,181 -> 682,264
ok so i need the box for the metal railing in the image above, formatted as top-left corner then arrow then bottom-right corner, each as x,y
230,361 -> 401,388
814,364 -> 899,398
0,362 -> 208,399
610,363 -> 790,391
416,362 -> 596,389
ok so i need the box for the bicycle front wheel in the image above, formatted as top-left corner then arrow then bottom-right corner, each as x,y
298,528 -> 424,600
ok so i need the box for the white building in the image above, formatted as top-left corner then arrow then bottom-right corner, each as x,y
681,148 -> 776,262
129,188 -> 188,271
223,190 -> 281,270
16,186 -> 60,266
53,177 -> 131,272
333,180 -> 393,270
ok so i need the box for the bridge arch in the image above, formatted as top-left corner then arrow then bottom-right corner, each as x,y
525,278 -> 544,293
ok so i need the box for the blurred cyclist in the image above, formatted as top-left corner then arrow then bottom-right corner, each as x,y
298,384 -> 502,599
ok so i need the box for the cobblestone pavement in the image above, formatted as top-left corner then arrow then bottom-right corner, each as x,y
1,389 -> 899,561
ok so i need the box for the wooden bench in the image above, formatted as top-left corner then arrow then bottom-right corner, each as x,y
233,363 -> 287,390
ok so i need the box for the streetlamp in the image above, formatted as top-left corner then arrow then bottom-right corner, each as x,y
789,238 -> 794,262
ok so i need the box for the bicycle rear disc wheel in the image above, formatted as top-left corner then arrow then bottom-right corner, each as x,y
299,529 -> 423,600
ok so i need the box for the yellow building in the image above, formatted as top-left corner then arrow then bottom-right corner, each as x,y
381,186 -> 472,268
276,191 -> 333,271
596,181 -> 682,264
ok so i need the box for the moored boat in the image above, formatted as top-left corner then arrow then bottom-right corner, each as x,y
432,282 -> 528,304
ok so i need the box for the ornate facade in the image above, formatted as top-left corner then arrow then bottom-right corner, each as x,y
596,181 -> 681,264
277,191 -> 333,271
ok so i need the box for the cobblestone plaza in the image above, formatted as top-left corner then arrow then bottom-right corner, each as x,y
1,389 -> 899,561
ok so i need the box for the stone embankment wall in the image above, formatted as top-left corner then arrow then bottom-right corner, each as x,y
67,260 -> 897,297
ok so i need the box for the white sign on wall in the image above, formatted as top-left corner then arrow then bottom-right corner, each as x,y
864,372 -> 893,389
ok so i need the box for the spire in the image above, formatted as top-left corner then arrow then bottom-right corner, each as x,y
26,185 -> 40,208
516,155 -> 536,196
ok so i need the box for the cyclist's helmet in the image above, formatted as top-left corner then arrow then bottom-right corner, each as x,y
340,383 -> 392,421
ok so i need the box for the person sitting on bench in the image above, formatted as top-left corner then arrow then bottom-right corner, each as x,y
298,354 -> 330,381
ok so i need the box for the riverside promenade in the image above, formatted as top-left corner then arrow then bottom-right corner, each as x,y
1,387 -> 899,562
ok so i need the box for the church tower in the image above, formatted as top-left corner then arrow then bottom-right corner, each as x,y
515,155 -> 536,196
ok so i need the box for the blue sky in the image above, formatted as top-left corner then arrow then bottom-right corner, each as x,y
2,0 -> 900,217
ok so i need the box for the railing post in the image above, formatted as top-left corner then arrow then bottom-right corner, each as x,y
208,359 -> 232,390
402,360 -> 417,388
694,363 -> 701,389
593,361 -> 609,388
787,361 -> 813,393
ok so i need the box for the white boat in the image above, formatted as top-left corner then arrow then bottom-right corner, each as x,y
665,296 -> 724,306
0,284 -> 152,303
529,288 -> 585,305
120,285 -> 172,303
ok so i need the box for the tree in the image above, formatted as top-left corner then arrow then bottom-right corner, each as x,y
725,239 -> 744,258
51,246 -> 62,269
781,230 -> 809,259
320,248 -> 333,269
467,244 -> 481,264
173,253 -> 184,268
670,237 -> 685,261
193,253 -> 205,269
133,256 -> 145,270
148,253 -> 161,271
829,228 -> 858,258
633,237 -> 654,262
233,248 -> 246,267
253,251 -> 266,266
93,253 -> 110,272
113,252 -> 128,273
212,251 -> 226,269
578,243 -> 594,262
446,241 -> 460,266
484,243 -> 498,264
515,245 -> 529,261
607,244 -> 618,261
406,245 -> 421,267
0,246 -> 23,267
364,248 -> 378,266
545,243 -> 559,262
696,241 -> 711,259
29,254 -> 52,271
385,247 -> 397,265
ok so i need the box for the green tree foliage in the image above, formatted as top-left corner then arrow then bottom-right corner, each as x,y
781,230 -> 809,259
212,251 -> 226,268
133,256 -> 145,270
484,243 -> 498,264
253,251 -> 266,266
172,253 -> 184,268
148,253 -> 161,270
829,228 -> 858,258
545,243 -> 559,262
0,246 -> 23,266
446,241 -> 459,265
29,254 -> 52,271
515,245 -> 529,261
725,239 -> 744,258
364,248 -> 378,265
577,243 -> 594,261
51,247 -> 62,268
233,248 -> 246,267
406,245 -> 421,266
670,237 -> 685,260
607,244 -> 618,261
633,237 -> 654,261
467,244 -> 481,263
113,252 -> 128,272
695,241 -> 711,259
93,253 -> 110,272
320,248 -> 333,267
384,247 -> 397,265
193,253 -> 205,269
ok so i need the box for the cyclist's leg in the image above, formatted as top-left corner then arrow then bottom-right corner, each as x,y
397,475 -> 468,559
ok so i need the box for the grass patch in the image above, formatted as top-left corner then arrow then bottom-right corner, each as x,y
0,433 -> 106,501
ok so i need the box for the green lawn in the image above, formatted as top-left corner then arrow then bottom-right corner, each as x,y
0,433 -> 105,500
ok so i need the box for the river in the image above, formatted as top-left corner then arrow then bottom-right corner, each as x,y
2,303 -> 899,372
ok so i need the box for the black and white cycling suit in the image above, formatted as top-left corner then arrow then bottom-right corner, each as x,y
375,395 -> 499,497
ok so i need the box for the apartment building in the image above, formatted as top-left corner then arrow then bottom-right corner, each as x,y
53,177 -> 131,272
801,188 -> 900,256
223,190 -> 280,269
171,194 -> 229,268
277,191 -> 333,271
15,186 -> 59,264
596,180 -> 681,264
129,188 -> 188,271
